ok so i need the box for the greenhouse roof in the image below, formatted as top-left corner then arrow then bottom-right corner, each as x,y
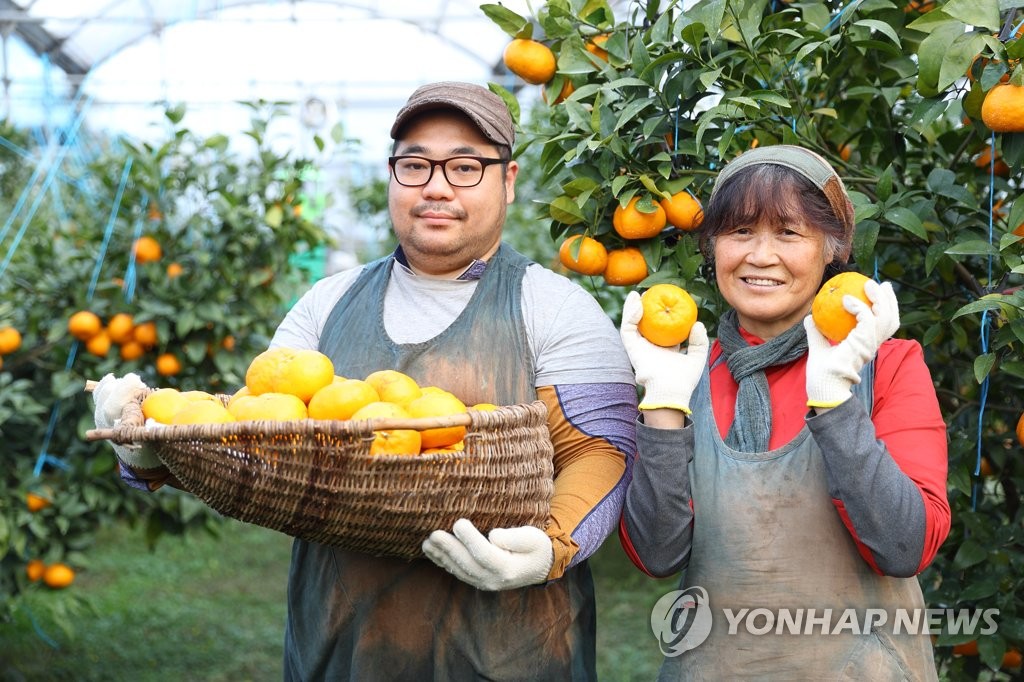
0,0 -> 550,161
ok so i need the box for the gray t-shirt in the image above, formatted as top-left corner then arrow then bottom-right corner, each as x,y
271,259 -> 636,387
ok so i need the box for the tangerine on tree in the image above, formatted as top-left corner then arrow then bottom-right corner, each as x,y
166,262 -> 184,278
981,84 -> 1024,133
119,340 -> 145,361
85,330 -> 112,357
132,321 -> 158,349
42,562 -> 75,589
106,313 -> 135,344
559,234 -> 609,276
132,235 -> 162,263
585,34 -> 609,61
26,559 -> 46,582
26,491 -> 51,512
0,326 -> 21,354
68,310 -> 102,341
637,283 -> 699,347
155,352 -> 181,376
811,272 -> 872,343
659,191 -> 704,231
603,247 -> 648,286
613,196 -> 667,240
502,38 -> 557,85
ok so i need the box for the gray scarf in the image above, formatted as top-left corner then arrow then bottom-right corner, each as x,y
717,309 -> 808,452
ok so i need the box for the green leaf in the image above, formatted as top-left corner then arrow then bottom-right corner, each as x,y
974,353 -> 996,382
945,240 -> 999,255
549,196 -> 585,225
876,166 -> 894,203
886,206 -> 927,239
480,4 -> 531,37
939,33 -> 988,93
952,538 -> 988,569
917,23 -> 967,96
952,298 -> 1006,319
746,90 -> 792,108
639,174 -> 668,200
853,20 -> 901,47
809,107 -> 838,119
942,0 -> 1001,31
1008,198 -> 1024,234
958,578 -> 1000,601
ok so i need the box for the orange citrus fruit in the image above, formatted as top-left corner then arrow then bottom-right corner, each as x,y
85,330 -> 112,357
838,143 -> 853,162
1016,412 -> 1024,448
660,191 -> 704,231
603,247 -> 648,286
364,369 -> 422,405
26,559 -> 46,582
559,234 -> 609,276
952,640 -> 979,656
26,491 -> 51,512
406,391 -> 468,449
133,235 -> 162,263
351,401 -> 422,456
119,340 -> 145,361
155,352 -> 181,376
245,347 -> 335,403
132,321 -> 158,349
221,335 -> 236,352
307,379 -> 380,420
42,562 -> 75,589
228,393 -> 308,421
141,388 -> 190,424
0,326 -> 22,354
68,311 -> 102,341
422,441 -> 466,455
974,146 -> 1011,178
227,385 -> 251,407
811,272 -> 872,343
1004,649 -> 1022,669
106,313 -> 135,344
981,84 -> 1024,133
613,196 -> 667,240
637,284 -> 699,347
471,403 -> 499,411
166,262 -> 184,278
181,390 -> 219,402
503,38 -> 557,85
169,400 -> 235,425
585,34 -> 609,61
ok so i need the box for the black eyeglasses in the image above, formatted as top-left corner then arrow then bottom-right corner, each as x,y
388,155 -> 508,188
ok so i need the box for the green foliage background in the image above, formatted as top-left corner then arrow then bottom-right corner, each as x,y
483,0 -> 1024,675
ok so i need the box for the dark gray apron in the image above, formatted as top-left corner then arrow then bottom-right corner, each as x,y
283,245 -> 597,681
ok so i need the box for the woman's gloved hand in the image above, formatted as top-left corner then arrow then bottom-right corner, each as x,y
619,291 -> 709,413
804,279 -> 900,409
422,519 -> 553,591
92,373 -> 161,469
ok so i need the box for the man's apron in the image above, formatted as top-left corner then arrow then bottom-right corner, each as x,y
658,361 -> 938,681
283,245 -> 597,681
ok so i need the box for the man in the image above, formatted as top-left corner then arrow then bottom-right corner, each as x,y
95,81 -> 638,680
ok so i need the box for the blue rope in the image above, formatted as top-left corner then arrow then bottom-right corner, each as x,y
0,95 -> 93,279
972,131 -> 999,510
26,606 -> 59,649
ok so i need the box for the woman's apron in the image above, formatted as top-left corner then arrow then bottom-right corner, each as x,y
659,362 -> 938,681
283,245 -> 597,681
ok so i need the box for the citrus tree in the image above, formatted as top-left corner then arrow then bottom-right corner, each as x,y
484,0 -> 1023,675
0,102 -> 328,633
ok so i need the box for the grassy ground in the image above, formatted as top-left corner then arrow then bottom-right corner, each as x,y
3,519 -> 669,681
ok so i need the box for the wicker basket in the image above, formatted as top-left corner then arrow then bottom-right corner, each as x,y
89,389 -> 554,560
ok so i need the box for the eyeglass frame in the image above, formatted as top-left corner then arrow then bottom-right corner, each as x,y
387,155 -> 509,188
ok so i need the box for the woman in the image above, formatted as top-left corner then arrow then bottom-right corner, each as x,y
619,145 -> 950,680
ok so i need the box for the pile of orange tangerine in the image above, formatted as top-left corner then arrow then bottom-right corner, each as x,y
141,347 -> 496,456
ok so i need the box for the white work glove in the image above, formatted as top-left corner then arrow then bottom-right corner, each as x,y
422,518 -> 554,591
92,373 -> 161,469
804,279 -> 900,409
619,291 -> 709,413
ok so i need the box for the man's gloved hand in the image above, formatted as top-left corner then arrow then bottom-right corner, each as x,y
422,518 -> 553,591
619,291 -> 709,413
804,279 -> 900,409
92,373 -> 161,469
